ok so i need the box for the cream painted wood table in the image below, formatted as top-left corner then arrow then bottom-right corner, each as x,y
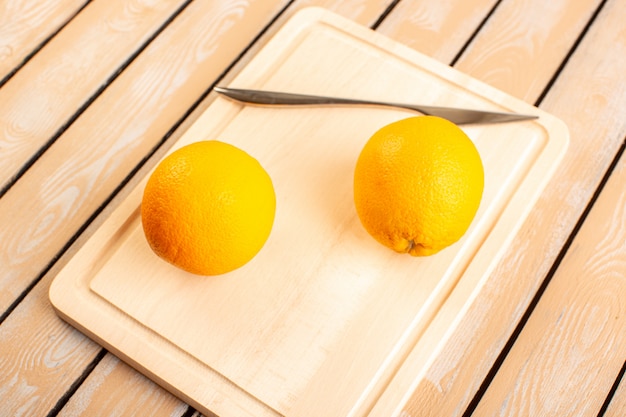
1,1 -> 624,416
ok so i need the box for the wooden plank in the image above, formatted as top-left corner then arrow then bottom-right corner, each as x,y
605,368 -> 626,417
0,268 -> 101,416
378,0 -> 604,103
0,0 -> 291,315
38,2 -> 418,415
0,0 -> 394,414
298,0 -> 391,23
383,0 -> 626,414
0,266 -> 188,415
47,2 -> 398,414
455,0 -> 603,102
0,0 -> 293,412
50,7 -> 567,414
213,0 -> 393,89
473,150 -> 626,415
57,354 -> 189,416
0,0 -> 189,194
0,0 -> 87,81
0,1 -> 616,414
376,0 -> 498,63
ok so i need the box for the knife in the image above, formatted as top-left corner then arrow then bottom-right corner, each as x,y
214,87 -> 538,125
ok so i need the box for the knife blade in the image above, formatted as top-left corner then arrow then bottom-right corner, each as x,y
214,87 -> 538,125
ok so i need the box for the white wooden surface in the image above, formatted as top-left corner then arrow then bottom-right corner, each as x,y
474,147 -> 626,416
605,370 -> 626,417
0,0 -> 87,80
50,8 -> 569,417
390,0 -> 626,414
1,0 -> 624,415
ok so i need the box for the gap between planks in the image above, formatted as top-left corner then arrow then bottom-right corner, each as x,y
0,0 -> 195,324
0,0 -> 90,87
532,0 -> 610,107
3,1 -> 620,414
464,136 -> 626,416
460,1 -> 615,412
45,0 -> 571,413
0,0 -> 300,415
38,0 -> 300,411
0,0 -> 194,199
448,0 -> 504,66
391,0 -> 625,414
601,360 -> 626,417
3,3 -> 390,414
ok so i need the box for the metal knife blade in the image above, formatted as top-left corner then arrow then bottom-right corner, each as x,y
214,87 -> 538,125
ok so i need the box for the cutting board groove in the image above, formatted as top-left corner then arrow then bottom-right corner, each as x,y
50,8 -> 568,417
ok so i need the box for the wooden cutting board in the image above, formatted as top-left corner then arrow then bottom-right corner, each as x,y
50,7 -> 569,417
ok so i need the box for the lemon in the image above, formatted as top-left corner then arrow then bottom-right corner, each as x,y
141,140 -> 276,275
353,116 -> 484,256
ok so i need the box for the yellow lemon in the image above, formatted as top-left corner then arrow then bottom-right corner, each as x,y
353,116 -> 484,256
141,140 -> 276,275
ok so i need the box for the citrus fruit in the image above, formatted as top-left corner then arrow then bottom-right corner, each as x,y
353,116 -> 484,256
141,140 -> 276,275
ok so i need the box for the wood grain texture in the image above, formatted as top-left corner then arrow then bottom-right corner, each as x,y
211,0 -> 393,92
0,0 -> 395,415
455,0 -> 603,102
0,0 -> 188,194
473,151 -> 626,415
0,0 -> 291,413
0,268 -> 101,415
298,0 -> 390,23
0,0 -> 291,315
1,1 -> 621,416
605,370 -> 626,417
376,0 -> 498,63
49,8 -> 568,416
391,0 -> 626,414
0,0 -> 86,81
55,2 -> 398,414
57,354 -> 189,416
